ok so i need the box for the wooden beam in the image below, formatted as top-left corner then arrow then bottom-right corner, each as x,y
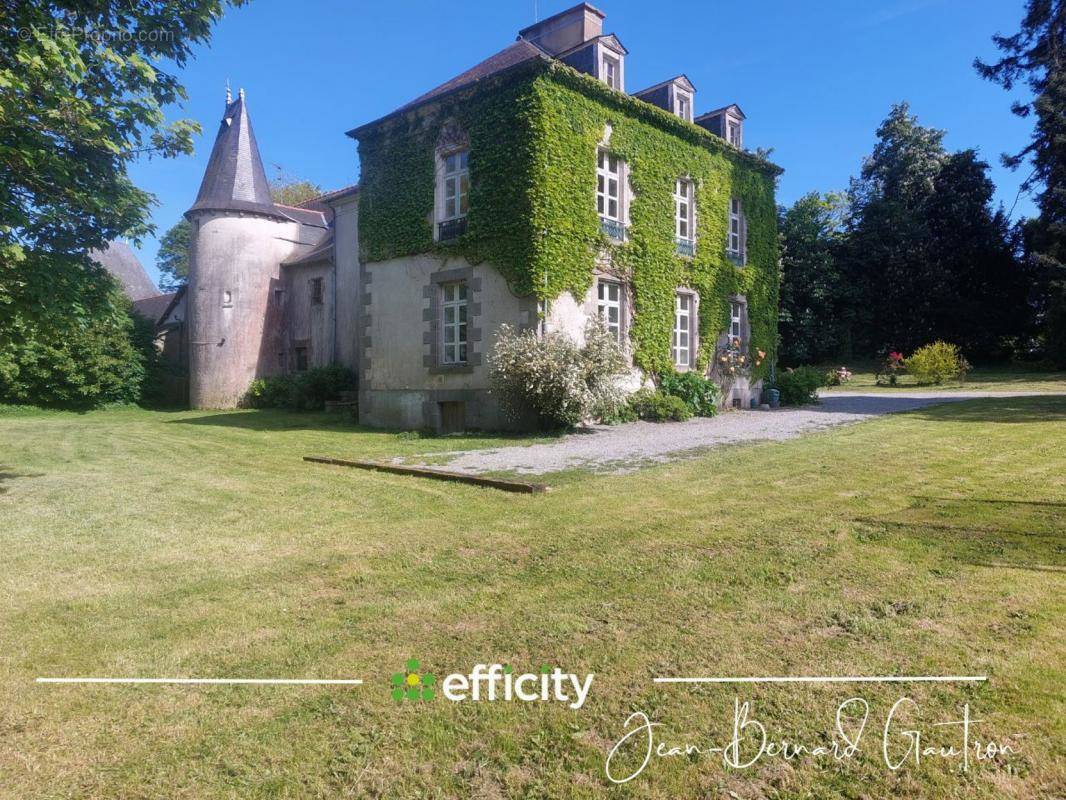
303,456 -> 549,494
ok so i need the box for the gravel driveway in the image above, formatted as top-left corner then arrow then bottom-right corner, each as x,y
414,391 -> 1054,476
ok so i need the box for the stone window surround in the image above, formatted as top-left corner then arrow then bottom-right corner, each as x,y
597,42 -> 624,91
587,270 -> 633,359
673,288 -> 699,370
423,266 -> 482,374
672,86 -> 693,122
721,294 -> 750,349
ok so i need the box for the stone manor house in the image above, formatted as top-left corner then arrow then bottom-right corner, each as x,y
176,2 -> 781,430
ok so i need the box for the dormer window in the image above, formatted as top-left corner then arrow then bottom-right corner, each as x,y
601,53 -> 620,90
727,119 -> 742,148
675,93 -> 692,122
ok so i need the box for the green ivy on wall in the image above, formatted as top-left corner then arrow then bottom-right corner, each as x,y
356,59 -> 781,379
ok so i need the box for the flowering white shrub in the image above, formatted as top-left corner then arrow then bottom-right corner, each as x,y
489,319 -> 628,429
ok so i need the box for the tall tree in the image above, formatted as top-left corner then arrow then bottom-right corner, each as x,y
155,218 -> 192,292
843,104 -> 1026,358
0,1 -> 241,406
778,192 -> 853,364
976,0 -> 1066,365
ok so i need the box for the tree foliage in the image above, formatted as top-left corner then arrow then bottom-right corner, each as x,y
976,0 -> 1066,365
0,1 -> 240,406
155,218 -> 192,291
778,192 -> 852,363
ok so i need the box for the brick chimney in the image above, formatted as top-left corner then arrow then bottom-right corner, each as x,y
518,2 -> 605,55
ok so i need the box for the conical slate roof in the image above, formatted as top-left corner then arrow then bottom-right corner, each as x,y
187,91 -> 286,219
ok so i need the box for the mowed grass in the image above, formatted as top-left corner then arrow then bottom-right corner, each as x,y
0,400 -> 1063,799
818,363 -> 1066,394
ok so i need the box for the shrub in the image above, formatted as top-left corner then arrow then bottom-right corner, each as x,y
489,319 -> 628,429
875,350 -> 906,386
242,366 -> 356,410
775,365 -> 827,405
627,388 -> 693,422
658,370 -> 721,416
905,341 -> 969,385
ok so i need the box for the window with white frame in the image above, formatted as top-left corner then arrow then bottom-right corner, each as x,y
441,281 -> 468,364
675,179 -> 694,241
673,292 -> 694,367
675,93 -> 691,122
601,54 -> 620,90
730,300 -> 744,345
727,119 -> 742,148
441,150 -> 469,221
727,197 -> 744,261
597,280 -> 622,342
597,149 -> 622,221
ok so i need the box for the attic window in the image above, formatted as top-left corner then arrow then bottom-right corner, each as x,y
727,119 -> 742,148
675,92 -> 692,122
601,54 -> 620,90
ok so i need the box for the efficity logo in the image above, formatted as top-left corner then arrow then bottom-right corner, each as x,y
390,660 -> 594,709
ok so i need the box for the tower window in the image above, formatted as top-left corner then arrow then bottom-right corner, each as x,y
310,277 -> 324,305
221,290 -> 232,308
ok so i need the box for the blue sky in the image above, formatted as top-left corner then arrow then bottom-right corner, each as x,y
128,0 -> 1035,286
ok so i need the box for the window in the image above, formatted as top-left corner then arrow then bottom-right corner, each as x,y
675,179 -> 694,255
221,289 -> 232,308
294,346 -> 308,372
727,119 -> 741,148
440,281 -> 468,364
310,277 -> 324,305
597,149 -> 625,240
673,293 -> 694,367
601,54 -> 620,90
597,280 -> 622,342
675,93 -> 691,122
730,300 -> 743,345
727,197 -> 744,262
438,149 -> 469,241
273,288 -> 284,306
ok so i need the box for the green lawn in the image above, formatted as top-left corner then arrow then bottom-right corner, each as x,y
818,363 -> 1066,394
1,401 -> 1063,798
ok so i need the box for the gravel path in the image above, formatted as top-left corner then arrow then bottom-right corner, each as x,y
414,391 -> 1056,476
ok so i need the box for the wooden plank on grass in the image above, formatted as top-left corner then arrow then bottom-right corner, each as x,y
304,456 -> 548,494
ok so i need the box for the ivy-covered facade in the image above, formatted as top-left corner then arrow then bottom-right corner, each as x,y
350,2 -> 781,431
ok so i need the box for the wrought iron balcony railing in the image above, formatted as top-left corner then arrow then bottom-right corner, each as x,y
675,237 -> 695,257
600,217 -> 626,242
438,217 -> 467,242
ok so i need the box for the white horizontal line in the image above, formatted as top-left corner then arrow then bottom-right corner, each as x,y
654,675 -> 987,684
36,677 -> 364,686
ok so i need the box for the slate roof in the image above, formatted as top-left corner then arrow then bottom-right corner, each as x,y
91,240 -> 158,301
348,40 -> 548,136
133,289 -> 182,326
282,230 -> 334,267
187,92 -> 287,220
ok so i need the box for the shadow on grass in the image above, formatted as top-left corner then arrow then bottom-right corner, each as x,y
902,395 -> 1066,424
0,466 -> 45,494
163,408 -> 563,443
856,496 -> 1066,574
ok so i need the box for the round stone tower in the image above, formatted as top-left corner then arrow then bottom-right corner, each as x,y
185,89 -> 297,409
